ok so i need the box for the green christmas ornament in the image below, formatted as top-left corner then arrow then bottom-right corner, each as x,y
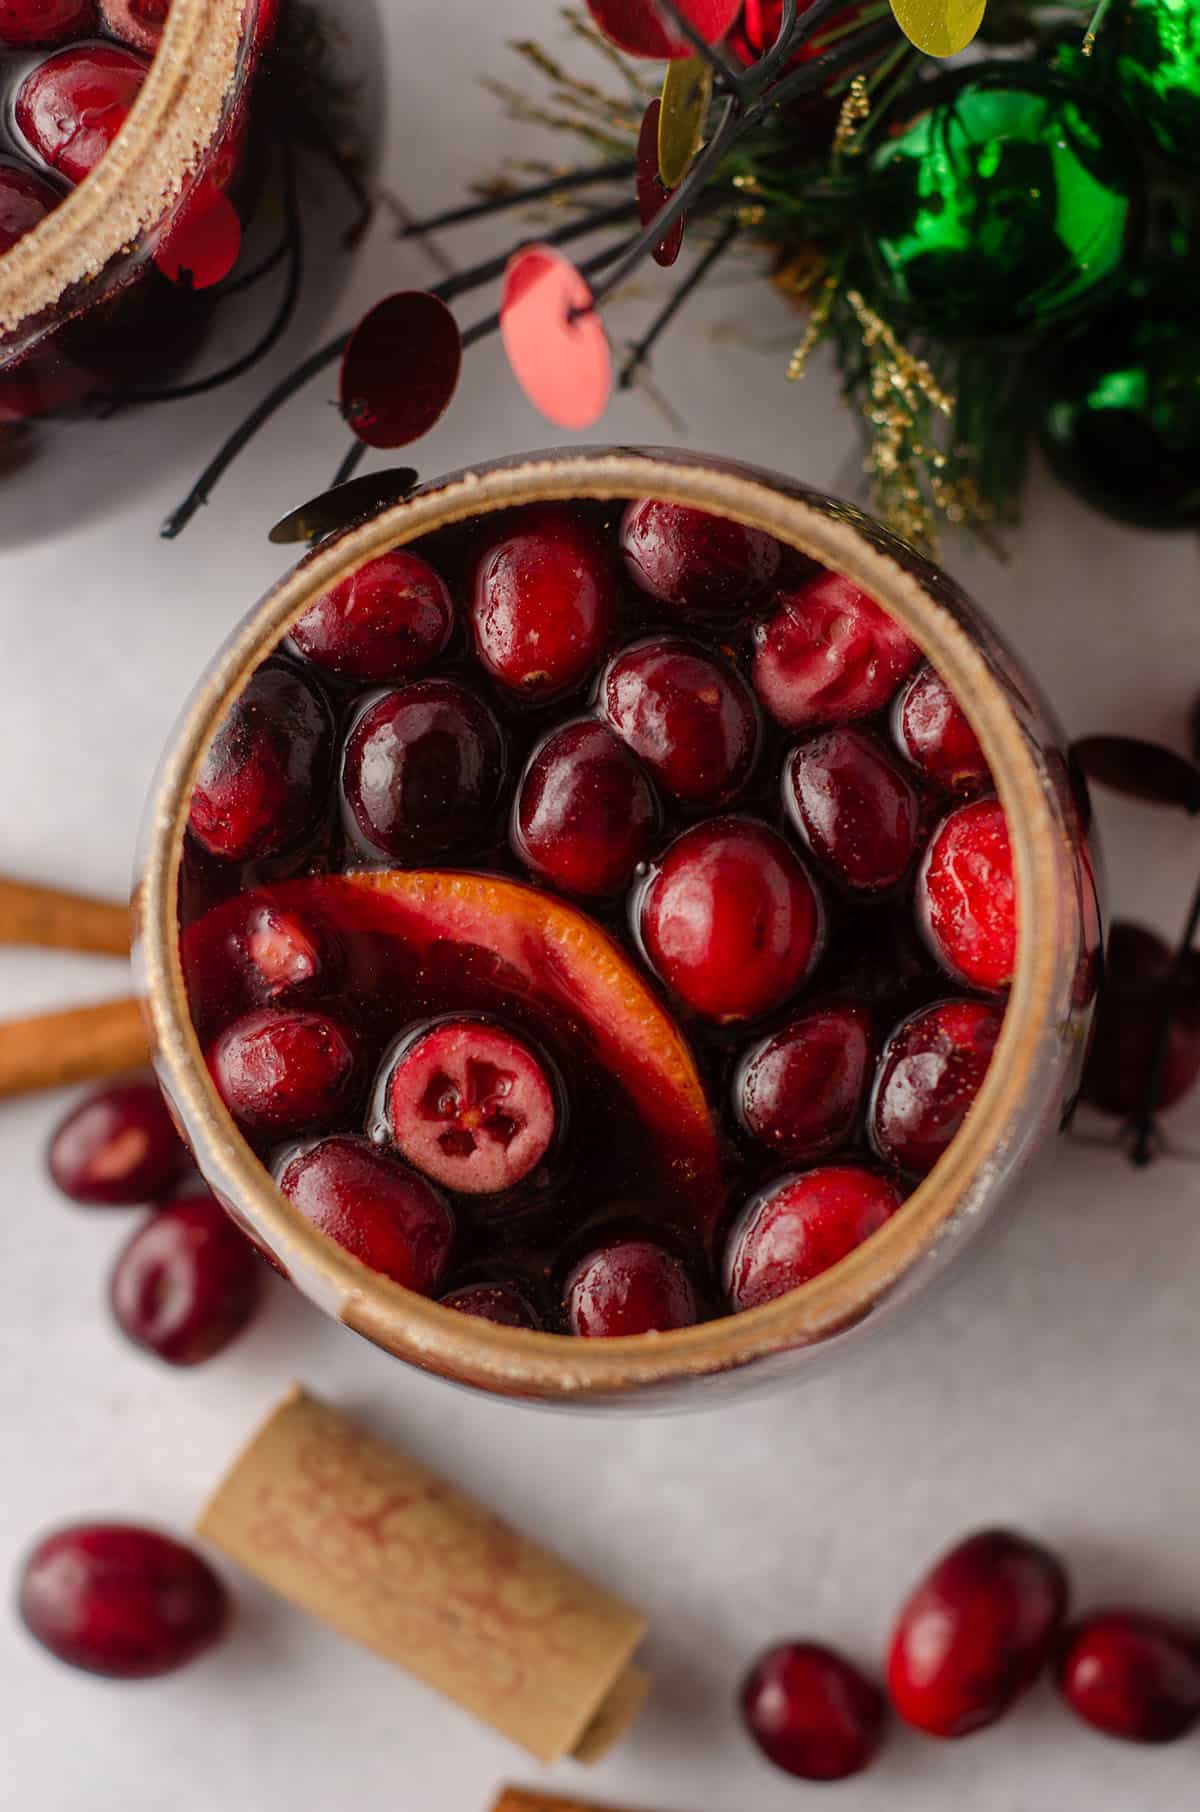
1036,267 -> 1200,528
1110,0 -> 1200,167
866,65 -> 1144,336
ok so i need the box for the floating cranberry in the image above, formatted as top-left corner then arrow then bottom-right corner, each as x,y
753,573 -> 919,730
887,1528 -> 1069,1738
241,902 -> 328,1002
441,1281 -> 541,1328
188,660 -> 333,863
1082,921 -> 1200,1116
638,817 -> 822,1022
870,999 -> 1004,1176
741,1641 -> 886,1781
47,1078 -> 186,1206
724,1165 -> 902,1311
620,498 -> 781,620
381,1017 -> 558,1196
894,663 -> 990,793
0,0 -> 94,46
100,0 -> 167,55
564,1237 -> 698,1336
208,1006 -> 360,1138
16,44 -> 149,186
513,719 -> 658,898
600,635 -> 759,808
735,1000 -> 877,1161
110,1193 -> 263,1366
1056,1610 -> 1200,1744
19,1523 -> 227,1679
277,1135 -> 453,1293
785,728 -> 920,893
471,505 -> 615,699
291,550 -> 454,683
919,799 -> 1017,994
0,162 -> 60,253
341,678 -> 504,858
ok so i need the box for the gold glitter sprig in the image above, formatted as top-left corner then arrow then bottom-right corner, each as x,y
834,75 -> 871,156
787,265 -> 839,380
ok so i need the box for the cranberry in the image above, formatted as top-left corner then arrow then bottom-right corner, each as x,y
870,999 -> 1004,1175
241,902 -> 328,1002
290,550 -> 454,683
0,162 -> 59,254
724,1165 -> 902,1311
208,1006 -> 360,1138
639,817 -> 821,1022
19,1523 -> 227,1678
753,573 -> 920,730
513,719 -> 658,898
100,0 -> 167,55
277,1135 -> 453,1293
1082,921 -> 1200,1116
1056,1610 -> 1200,1744
110,1193 -> 263,1365
380,1017 -> 558,1195
17,44 -> 149,187
471,505 -> 615,699
599,635 -> 759,808
919,798 -> 1017,994
341,679 -> 504,858
0,0 -> 94,45
741,1641 -> 886,1781
784,728 -> 920,893
620,498 -> 781,620
735,1000 -> 877,1161
441,1281 -> 541,1328
894,663 -> 990,793
47,1078 -> 186,1206
189,660 -> 333,863
564,1237 -> 698,1336
887,1528 -> 1069,1738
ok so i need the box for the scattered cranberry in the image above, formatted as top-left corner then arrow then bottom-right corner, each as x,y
870,999 -> 1004,1176
1082,921 -> 1200,1116
0,161 -> 59,254
381,1017 -> 558,1195
1057,1610 -> 1200,1744
735,1000 -> 877,1162
620,498 -> 782,620
341,678 -> 504,858
441,1281 -> 541,1328
19,1523 -> 227,1679
564,1237 -> 698,1336
753,573 -> 919,730
241,902 -> 328,1001
887,1528 -> 1069,1738
724,1164 -> 902,1311
189,660 -> 333,863
208,1006 -> 360,1138
100,0 -> 167,56
600,635 -> 759,808
0,0 -> 94,46
277,1135 -> 453,1293
638,817 -> 822,1022
471,506 -> 615,699
784,728 -> 920,893
742,1641 -> 886,1781
290,550 -> 455,683
513,719 -> 658,897
16,44 -> 149,186
894,663 -> 990,793
47,1078 -> 186,1206
109,1192 -> 263,1366
919,798 -> 1017,993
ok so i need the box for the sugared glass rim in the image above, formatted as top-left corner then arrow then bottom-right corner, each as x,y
137,448 -> 1072,1401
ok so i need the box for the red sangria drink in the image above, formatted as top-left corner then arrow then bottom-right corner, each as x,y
139,451 -> 1099,1404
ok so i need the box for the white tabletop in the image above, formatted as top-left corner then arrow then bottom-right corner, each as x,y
2,5 -> 1199,1809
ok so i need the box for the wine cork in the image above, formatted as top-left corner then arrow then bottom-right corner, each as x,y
198,1387 -> 649,1763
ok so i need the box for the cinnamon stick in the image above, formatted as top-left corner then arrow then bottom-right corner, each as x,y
0,876 -> 129,955
0,997 -> 150,1098
493,1792 -> 663,1812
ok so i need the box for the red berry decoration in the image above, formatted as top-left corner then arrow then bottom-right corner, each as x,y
724,1164 -> 903,1311
110,1192 -> 263,1366
513,720 -> 658,898
471,505 -> 615,700
919,798 -> 1017,994
735,1000 -> 877,1162
340,292 -> 462,449
19,1523 -> 227,1679
208,1006 -> 360,1138
47,1078 -> 186,1206
635,99 -> 685,267
0,162 -> 60,253
565,1237 -> 699,1336
153,181 -> 242,289
500,244 -> 611,430
894,662 -> 990,793
277,1135 -> 454,1294
1057,1610 -> 1200,1745
290,549 -> 454,683
188,659 -> 333,863
0,0 -> 94,46
16,44 -> 149,186
753,572 -> 920,730
341,679 -> 504,858
1082,921 -> 1200,1116
441,1282 -> 541,1328
870,999 -> 1004,1176
742,1641 -> 886,1781
785,728 -> 920,893
887,1528 -> 1069,1738
600,635 -> 759,808
584,0 -> 741,59
621,498 -> 782,620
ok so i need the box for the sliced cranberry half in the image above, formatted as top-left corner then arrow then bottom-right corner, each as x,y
381,1017 -> 558,1196
742,1641 -> 886,1781
19,1523 -> 227,1679
724,1164 -> 903,1311
564,1237 -> 698,1336
1056,1610 -> 1200,1744
47,1078 -> 186,1206
208,1006 -> 360,1138
513,719 -> 658,898
0,0 -> 95,47
919,798 -> 1017,993
735,1000 -> 877,1162
441,1282 -> 541,1328
894,662 -> 990,793
471,505 -> 615,699
620,498 -> 782,620
753,572 -> 919,730
638,817 -> 822,1022
887,1527 -> 1069,1738
16,44 -> 149,186
277,1135 -> 453,1294
188,659 -> 333,864
341,678 -> 504,859
291,550 -> 454,683
784,727 -> 920,893
870,998 -> 1004,1176
0,162 -> 60,253
600,635 -> 759,808
110,1193 -> 263,1366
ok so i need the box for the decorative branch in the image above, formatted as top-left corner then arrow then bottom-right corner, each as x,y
619,217 -> 739,386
